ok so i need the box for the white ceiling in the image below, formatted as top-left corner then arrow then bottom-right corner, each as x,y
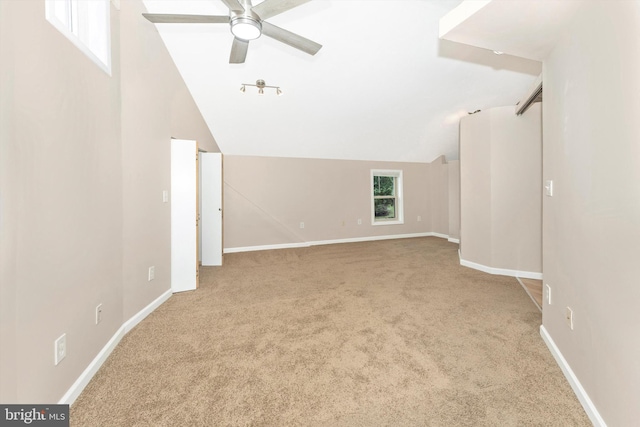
142,0 -> 541,162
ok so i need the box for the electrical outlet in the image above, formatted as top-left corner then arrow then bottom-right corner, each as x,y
299,222 -> 305,229
357,219 -> 362,225
54,334 -> 66,365
545,284 -> 552,305
417,215 -> 422,222
95,304 -> 103,325
565,307 -> 574,330
162,190 -> 169,203
148,266 -> 155,281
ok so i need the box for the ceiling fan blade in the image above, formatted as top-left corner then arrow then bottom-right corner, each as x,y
230,38 -> 249,63
142,13 -> 230,24
251,0 -> 311,20
219,0 -> 245,13
261,21 -> 322,56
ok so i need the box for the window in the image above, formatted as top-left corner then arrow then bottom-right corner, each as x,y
371,170 -> 404,225
45,0 -> 111,74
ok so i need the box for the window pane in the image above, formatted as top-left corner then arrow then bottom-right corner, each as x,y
373,176 -> 395,196
50,0 -> 71,28
76,0 -> 109,66
45,0 -> 111,73
374,198 -> 396,219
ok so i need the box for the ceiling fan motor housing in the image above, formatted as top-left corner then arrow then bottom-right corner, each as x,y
230,6 -> 262,41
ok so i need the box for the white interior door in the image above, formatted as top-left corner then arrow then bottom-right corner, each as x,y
200,152 -> 223,266
171,139 -> 198,293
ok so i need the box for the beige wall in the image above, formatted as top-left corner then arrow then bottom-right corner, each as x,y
460,111 -> 493,266
120,0 -> 217,320
542,2 -> 640,425
460,104 -> 542,274
0,0 -> 15,400
429,156 -> 450,236
490,104 -> 542,272
0,0 -> 217,403
447,160 -> 460,240
223,156 -> 458,249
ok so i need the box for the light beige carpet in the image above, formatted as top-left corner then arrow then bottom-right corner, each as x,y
71,237 -> 590,426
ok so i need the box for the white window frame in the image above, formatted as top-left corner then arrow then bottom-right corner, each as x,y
45,0 -> 112,75
371,169 -> 404,226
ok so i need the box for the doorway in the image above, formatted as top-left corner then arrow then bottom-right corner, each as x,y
171,140 -> 223,293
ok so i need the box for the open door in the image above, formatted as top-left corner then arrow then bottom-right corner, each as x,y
171,139 -> 199,293
200,153 -> 223,266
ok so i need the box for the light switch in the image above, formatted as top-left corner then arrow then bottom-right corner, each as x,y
163,190 -> 169,203
544,180 -> 553,197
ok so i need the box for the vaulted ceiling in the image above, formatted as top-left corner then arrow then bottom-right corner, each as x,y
142,0 -> 541,162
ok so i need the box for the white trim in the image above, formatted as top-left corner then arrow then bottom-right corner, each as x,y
430,232 -> 449,240
224,232 -> 457,254
58,324 -> 125,405
448,237 -> 460,244
59,289 -> 172,405
540,326 -> 607,427
224,242 -> 311,253
371,219 -> 405,226
459,257 -> 542,279
122,289 -> 172,334
308,232 -> 434,246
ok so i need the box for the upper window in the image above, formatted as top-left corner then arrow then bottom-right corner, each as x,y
46,0 -> 111,74
371,170 -> 404,225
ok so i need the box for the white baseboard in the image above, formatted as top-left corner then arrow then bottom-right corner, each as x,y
122,289 -> 172,334
448,237 -> 460,244
59,289 -> 172,405
459,257 -> 542,279
58,324 -> 126,406
540,326 -> 607,427
428,232 -> 448,240
224,242 -> 310,253
307,232 -> 437,247
224,232 -> 457,254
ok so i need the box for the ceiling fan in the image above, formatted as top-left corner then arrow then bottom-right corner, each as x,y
142,0 -> 322,64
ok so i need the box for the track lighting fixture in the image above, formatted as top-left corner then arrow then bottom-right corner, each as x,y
240,79 -> 282,96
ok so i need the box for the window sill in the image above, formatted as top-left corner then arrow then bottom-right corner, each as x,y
372,219 -> 404,226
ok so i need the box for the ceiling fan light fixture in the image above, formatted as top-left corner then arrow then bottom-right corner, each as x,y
230,17 -> 262,41
276,88 -> 282,96
258,88 -> 264,95
240,85 -> 246,93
